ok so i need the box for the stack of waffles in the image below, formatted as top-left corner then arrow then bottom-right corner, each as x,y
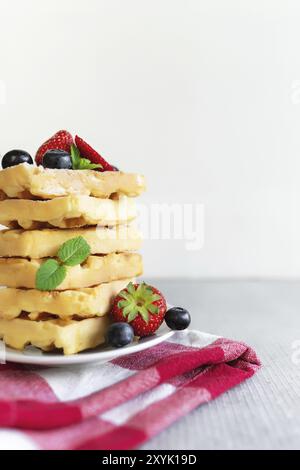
0,163 -> 145,354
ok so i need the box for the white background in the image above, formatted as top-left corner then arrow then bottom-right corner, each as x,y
0,0 -> 299,278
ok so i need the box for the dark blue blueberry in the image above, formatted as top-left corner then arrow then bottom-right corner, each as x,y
2,150 -> 33,169
42,149 -> 72,169
165,307 -> 191,330
106,322 -> 134,348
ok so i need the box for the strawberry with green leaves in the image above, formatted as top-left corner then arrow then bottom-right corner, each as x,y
111,282 -> 167,337
70,144 -> 102,170
35,131 -> 118,171
75,135 -> 117,172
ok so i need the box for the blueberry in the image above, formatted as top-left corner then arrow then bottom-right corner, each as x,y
165,307 -> 191,330
42,149 -> 72,169
1,150 -> 33,169
106,323 -> 134,348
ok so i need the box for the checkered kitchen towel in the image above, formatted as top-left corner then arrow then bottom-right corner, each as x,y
0,330 -> 260,450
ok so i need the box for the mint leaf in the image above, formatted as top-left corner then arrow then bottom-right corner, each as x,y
36,260 -> 67,291
70,144 -> 81,169
77,158 -> 102,170
71,144 -> 102,170
57,236 -> 91,266
35,237 -> 92,291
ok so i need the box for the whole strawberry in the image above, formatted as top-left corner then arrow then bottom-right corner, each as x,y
75,135 -> 116,172
111,282 -> 167,337
35,130 -> 74,165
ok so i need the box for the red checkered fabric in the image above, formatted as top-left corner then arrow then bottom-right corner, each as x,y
0,330 -> 260,450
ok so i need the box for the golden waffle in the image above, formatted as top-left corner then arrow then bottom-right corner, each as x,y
0,253 -> 142,289
0,163 -> 145,199
0,316 -> 111,355
0,195 -> 136,229
0,225 -> 141,258
0,278 -> 134,320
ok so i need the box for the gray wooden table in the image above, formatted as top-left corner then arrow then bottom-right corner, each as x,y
140,280 -> 300,450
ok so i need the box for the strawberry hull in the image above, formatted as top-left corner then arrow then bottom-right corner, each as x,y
111,283 -> 167,337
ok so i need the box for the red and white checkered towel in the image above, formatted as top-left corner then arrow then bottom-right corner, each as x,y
0,330 -> 260,450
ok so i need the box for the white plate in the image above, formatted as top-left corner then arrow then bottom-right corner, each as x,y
1,326 -> 175,366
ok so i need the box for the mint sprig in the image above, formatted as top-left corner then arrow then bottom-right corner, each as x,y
71,144 -> 102,171
35,236 -> 91,291
58,236 -> 91,266
36,260 -> 67,292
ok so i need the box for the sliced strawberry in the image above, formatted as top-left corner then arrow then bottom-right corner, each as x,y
111,282 -> 167,337
75,135 -> 116,172
35,130 -> 73,165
